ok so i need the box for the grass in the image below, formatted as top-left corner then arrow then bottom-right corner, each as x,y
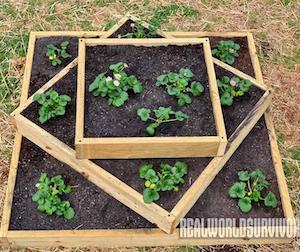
0,0 -> 299,251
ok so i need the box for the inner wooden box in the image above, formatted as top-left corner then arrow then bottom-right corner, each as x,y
75,38 -> 227,159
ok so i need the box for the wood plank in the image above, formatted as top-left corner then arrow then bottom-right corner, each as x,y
227,89 -> 272,146
75,39 -> 86,141
101,16 -> 130,38
212,57 -> 268,91
33,31 -> 106,38
6,228 -> 292,248
76,137 -> 221,159
14,114 -> 175,234
0,32 -> 36,242
170,88 -> 273,229
203,39 -> 227,153
166,31 -> 249,37
85,37 -> 209,46
247,32 -> 294,220
11,57 -> 78,116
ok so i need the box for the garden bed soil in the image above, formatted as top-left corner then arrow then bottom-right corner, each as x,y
110,21 -> 255,77
84,44 -> 216,137
18,34 -> 269,228
21,35 -> 265,211
29,36 -> 79,97
9,118 -> 284,231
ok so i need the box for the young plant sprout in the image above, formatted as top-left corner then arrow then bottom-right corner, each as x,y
32,173 -> 75,220
137,107 -> 188,136
156,68 -> 204,106
89,62 -> 143,107
120,21 -> 157,38
33,89 -> 71,124
46,41 -> 71,66
228,168 -> 278,213
139,162 -> 188,203
217,76 -> 252,106
212,40 -> 240,65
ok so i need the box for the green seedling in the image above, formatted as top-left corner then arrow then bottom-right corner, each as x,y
217,76 -> 252,106
89,62 -> 143,107
137,106 -> 188,136
156,68 -> 204,106
32,173 -> 75,220
120,21 -> 157,38
46,41 -> 71,66
228,168 -> 278,213
33,90 -> 71,124
212,40 -> 240,65
139,162 -> 188,203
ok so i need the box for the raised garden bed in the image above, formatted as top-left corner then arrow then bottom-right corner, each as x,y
75,38 -> 227,159
1,18 -> 294,248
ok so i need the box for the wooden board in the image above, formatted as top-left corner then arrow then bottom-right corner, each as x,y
75,38 -> 227,159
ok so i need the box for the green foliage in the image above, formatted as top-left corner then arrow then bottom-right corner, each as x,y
228,168 -> 278,213
217,76 -> 252,106
212,40 -> 240,65
156,68 -> 204,106
32,173 -> 75,220
121,3 -> 198,38
137,107 -> 188,136
139,162 -> 188,203
89,62 -> 143,107
33,90 -> 71,124
46,41 -> 71,66
121,21 -> 158,38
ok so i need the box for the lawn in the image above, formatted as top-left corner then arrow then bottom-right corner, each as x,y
0,0 -> 299,251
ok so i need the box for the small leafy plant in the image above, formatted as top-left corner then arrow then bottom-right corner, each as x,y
212,40 -> 240,65
46,41 -> 71,66
139,162 -> 188,203
33,90 -> 71,124
156,68 -> 204,106
120,21 -> 157,38
89,62 -> 143,107
32,173 -> 75,220
137,107 -> 188,136
228,169 -> 278,213
217,76 -> 252,106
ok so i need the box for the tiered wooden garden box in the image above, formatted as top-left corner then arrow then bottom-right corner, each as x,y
0,15 -> 295,248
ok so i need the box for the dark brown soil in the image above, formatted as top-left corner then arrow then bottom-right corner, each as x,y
210,36 -> 255,77
9,118 -> 284,230
29,36 -> 79,96
22,68 -> 77,148
84,44 -> 217,137
215,65 -> 264,136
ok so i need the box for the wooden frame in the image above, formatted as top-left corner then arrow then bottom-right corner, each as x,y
75,37 -> 227,159
1,28 -> 294,247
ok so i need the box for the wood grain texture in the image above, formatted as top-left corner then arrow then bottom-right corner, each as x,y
6,228 -> 292,248
167,31 -> 250,37
0,32 -> 36,244
76,137 -> 221,159
203,40 -> 227,150
33,31 -> 106,38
